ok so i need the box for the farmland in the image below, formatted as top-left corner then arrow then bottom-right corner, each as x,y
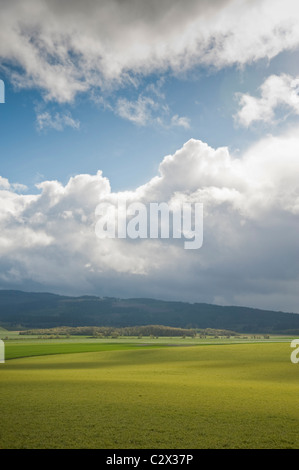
1,333 -> 299,449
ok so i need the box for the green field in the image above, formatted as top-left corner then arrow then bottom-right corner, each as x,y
1,335 -> 299,449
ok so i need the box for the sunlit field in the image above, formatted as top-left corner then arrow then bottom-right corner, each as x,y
1,336 -> 299,449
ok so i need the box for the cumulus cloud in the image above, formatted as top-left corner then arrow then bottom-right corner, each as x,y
0,176 -> 27,192
0,177 -> 10,190
1,0 -> 299,103
235,74 -> 299,127
0,130 -> 299,311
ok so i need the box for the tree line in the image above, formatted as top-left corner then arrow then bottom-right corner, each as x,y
19,324 -> 239,338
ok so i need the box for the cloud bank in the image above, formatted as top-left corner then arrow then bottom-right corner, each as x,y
1,0 -> 299,311
1,0 -> 299,102
0,129 -> 299,311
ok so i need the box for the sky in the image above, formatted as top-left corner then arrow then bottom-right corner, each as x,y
0,0 -> 299,312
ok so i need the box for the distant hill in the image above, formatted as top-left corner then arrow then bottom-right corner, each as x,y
0,289 -> 299,334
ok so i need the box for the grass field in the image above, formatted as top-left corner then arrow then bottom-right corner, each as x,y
0,334 -> 299,449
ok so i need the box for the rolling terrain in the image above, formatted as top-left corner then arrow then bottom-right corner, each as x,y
1,340 -> 298,449
1,289 -> 299,334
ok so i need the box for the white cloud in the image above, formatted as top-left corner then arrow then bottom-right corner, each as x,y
170,114 -> 191,129
0,177 -> 10,190
116,96 -> 158,126
0,176 -> 27,192
115,94 -> 190,129
0,130 -> 299,310
1,1 -> 299,103
36,111 -> 80,131
235,74 -> 299,127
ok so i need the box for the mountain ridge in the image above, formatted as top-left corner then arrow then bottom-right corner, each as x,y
0,289 -> 298,334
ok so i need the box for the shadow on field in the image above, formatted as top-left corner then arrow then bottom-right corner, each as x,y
4,347 -> 176,370
4,359 -> 137,370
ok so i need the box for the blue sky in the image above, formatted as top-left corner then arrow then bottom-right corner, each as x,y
1,0 -> 299,312
0,68 -> 234,190
2,52 -> 296,192
1,46 -> 299,192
